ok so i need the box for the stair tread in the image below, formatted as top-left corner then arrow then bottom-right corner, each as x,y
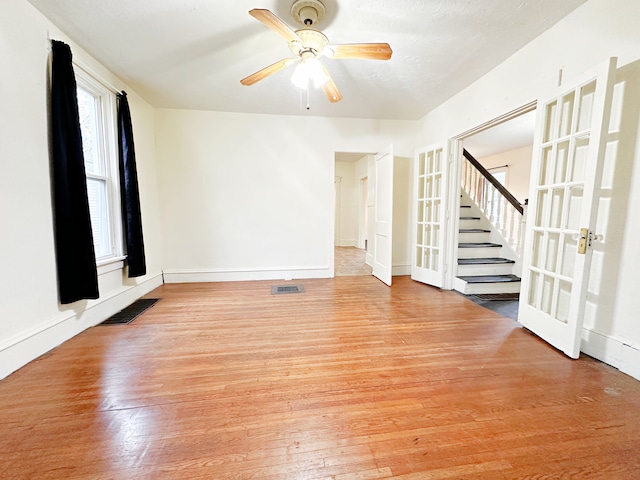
460,216 -> 481,220
457,274 -> 521,284
458,257 -> 515,265
458,242 -> 502,248
459,229 -> 491,233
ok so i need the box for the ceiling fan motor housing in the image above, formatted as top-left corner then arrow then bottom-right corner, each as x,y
288,29 -> 329,57
291,0 -> 326,26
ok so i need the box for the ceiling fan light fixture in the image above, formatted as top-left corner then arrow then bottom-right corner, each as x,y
243,5 -> 390,103
291,58 -> 328,89
291,0 -> 326,26
322,45 -> 335,58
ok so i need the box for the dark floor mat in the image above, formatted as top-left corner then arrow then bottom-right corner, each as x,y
100,299 -> 159,325
456,291 -> 519,321
471,293 -> 521,300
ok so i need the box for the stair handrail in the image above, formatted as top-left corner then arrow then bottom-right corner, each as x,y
461,149 -> 525,257
463,149 -> 523,215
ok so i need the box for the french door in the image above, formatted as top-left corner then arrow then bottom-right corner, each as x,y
411,143 -> 448,288
518,58 -> 617,358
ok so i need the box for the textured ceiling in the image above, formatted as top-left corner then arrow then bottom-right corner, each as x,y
464,109 -> 537,158
27,0 -> 585,120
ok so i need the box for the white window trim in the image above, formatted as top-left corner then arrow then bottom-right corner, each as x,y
74,63 -> 124,268
488,165 -> 509,188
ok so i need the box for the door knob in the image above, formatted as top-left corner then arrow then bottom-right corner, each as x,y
572,228 -> 604,254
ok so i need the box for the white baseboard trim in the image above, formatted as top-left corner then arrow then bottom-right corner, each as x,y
581,329 -> 640,381
392,264 -> 411,276
0,273 -> 163,380
163,266 -> 331,283
336,240 -> 358,247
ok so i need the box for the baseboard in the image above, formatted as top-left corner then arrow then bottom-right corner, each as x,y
392,264 -> 411,276
0,273 -> 163,380
336,240 -> 358,247
162,266 -> 331,283
581,329 -> 640,381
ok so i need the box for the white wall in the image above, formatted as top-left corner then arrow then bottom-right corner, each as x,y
155,109 -> 417,282
415,0 -> 640,379
335,161 -> 359,247
354,155 -> 370,250
392,157 -> 412,275
476,145 -> 533,204
0,0 -> 164,379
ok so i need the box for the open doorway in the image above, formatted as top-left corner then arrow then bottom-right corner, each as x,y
334,152 -> 373,276
463,109 -> 536,206
450,106 -> 536,318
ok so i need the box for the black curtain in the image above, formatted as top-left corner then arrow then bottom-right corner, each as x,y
50,40 -> 99,303
117,91 -> 146,277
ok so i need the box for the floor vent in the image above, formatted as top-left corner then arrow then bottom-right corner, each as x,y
271,285 -> 305,294
100,298 -> 159,325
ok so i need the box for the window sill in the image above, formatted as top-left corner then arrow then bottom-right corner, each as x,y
97,256 -> 126,275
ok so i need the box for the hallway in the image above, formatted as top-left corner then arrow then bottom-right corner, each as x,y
334,246 -> 372,276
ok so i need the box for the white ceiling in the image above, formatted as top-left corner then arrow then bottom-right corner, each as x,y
28,0 -> 585,121
463,109 -> 537,158
334,108 -> 537,163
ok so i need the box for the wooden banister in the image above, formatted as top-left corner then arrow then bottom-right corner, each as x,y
463,149 -> 523,215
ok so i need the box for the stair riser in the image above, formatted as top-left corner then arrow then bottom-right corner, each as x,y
458,232 -> 491,243
454,279 -> 522,295
461,282 -> 521,295
457,264 -> 515,276
458,247 -> 504,258
459,219 -> 482,229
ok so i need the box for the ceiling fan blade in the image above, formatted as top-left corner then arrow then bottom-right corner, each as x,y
320,66 -> 342,103
249,9 -> 302,44
240,58 -> 297,86
325,43 -> 392,60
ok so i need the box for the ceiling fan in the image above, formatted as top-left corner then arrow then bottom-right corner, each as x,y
240,0 -> 392,103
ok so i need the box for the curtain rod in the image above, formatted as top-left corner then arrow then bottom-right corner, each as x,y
48,37 -> 122,95
488,165 -> 509,170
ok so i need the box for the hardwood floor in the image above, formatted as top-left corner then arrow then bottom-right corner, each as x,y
1,276 -> 639,479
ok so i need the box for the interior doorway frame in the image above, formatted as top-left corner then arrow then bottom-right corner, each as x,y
358,177 -> 368,250
331,151 -> 376,278
445,101 -> 538,290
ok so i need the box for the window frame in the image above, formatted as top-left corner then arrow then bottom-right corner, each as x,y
74,64 -> 125,269
488,166 -> 509,188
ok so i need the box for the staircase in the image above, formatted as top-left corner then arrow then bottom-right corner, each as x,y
454,192 -> 522,295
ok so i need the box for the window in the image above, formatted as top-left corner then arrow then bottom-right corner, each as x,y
75,69 -> 122,263
490,167 -> 508,187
